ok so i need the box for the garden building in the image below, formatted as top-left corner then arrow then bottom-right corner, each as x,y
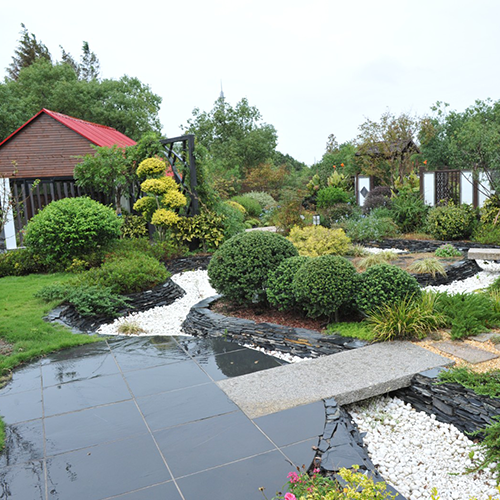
0,109 -> 136,249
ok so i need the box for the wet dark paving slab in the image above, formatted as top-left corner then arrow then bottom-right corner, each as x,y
0,335 -> 319,499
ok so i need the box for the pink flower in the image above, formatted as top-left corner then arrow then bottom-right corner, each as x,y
313,468 -> 320,473
287,472 -> 299,483
285,494 -> 297,500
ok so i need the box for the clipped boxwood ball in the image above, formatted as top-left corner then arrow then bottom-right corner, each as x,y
24,197 -> 121,266
292,255 -> 358,319
267,255 -> 309,311
356,263 -> 421,313
207,230 -> 298,304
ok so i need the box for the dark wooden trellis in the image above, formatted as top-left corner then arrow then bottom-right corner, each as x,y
160,134 -> 199,216
435,169 -> 461,205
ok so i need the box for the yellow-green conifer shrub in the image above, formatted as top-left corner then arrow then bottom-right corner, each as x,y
133,158 -> 187,235
287,225 -> 351,257
136,158 -> 169,179
225,200 -> 246,215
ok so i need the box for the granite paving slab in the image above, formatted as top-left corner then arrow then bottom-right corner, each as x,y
217,342 -> 453,418
436,341 -> 499,363
471,332 -> 497,343
468,248 -> 500,260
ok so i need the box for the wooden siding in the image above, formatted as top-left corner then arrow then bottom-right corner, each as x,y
0,114 -> 96,178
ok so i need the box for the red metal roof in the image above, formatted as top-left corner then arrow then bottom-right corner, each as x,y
0,109 -> 137,148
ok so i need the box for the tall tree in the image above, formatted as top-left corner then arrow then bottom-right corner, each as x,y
7,24 -> 51,80
183,97 -> 278,179
79,41 -> 100,81
0,60 -> 162,142
356,111 -> 421,186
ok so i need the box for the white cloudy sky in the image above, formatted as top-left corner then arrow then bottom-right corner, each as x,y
2,0 -> 499,165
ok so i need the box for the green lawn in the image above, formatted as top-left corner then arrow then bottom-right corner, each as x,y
0,272 -> 102,376
0,272 -> 103,450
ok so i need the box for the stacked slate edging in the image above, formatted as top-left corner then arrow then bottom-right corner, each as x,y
392,367 -> 500,436
315,398 -> 405,499
181,295 -> 367,359
411,259 -> 481,286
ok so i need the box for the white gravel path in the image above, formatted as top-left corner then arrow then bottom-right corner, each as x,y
348,396 -> 499,500
97,269 -> 217,337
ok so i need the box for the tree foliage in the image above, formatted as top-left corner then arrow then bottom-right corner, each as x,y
1,27 -> 162,142
356,111 -> 421,186
182,97 -> 278,179
7,24 -> 51,80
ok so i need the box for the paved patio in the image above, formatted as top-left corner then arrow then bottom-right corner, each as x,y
0,336 -> 324,500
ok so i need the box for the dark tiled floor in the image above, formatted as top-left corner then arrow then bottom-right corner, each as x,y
0,335 -> 322,499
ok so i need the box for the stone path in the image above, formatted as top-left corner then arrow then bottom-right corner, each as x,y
218,342 -> 453,419
436,341 -> 499,364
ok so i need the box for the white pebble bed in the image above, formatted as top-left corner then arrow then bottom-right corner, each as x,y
97,269 -> 217,337
363,247 -> 408,254
348,396 -> 499,500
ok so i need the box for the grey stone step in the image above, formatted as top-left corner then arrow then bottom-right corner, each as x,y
468,248 -> 500,260
217,342 -> 453,418
436,341 -> 499,363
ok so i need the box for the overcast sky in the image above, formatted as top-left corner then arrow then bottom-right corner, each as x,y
2,0 -> 500,165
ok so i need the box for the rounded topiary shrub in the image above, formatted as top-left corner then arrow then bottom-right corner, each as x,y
426,203 -> 477,240
292,255 -> 358,320
207,230 -> 298,304
267,256 -> 309,311
316,187 -> 351,208
24,197 -> 121,266
355,264 -> 421,313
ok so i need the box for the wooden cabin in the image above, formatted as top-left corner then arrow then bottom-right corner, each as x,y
0,109 -> 136,248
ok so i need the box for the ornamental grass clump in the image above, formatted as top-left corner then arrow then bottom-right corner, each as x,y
355,264 -> 421,314
407,257 -> 447,278
208,231 -> 298,305
357,251 -> 398,270
292,255 -> 357,321
367,291 -> 446,341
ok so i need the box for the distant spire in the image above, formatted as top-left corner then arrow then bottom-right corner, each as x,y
219,80 -> 225,100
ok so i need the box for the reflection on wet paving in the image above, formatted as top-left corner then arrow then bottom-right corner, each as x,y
0,335 -> 322,499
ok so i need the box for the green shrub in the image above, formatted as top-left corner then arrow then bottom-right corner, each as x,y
273,190 -> 305,235
78,253 -> 169,294
120,214 -> 148,238
426,203 -> 477,240
24,197 -> 121,266
367,292 -> 445,341
230,195 -> 262,217
173,212 -> 227,250
363,186 -> 392,212
64,286 -> 130,317
434,291 -> 500,339
472,222 -> 500,245
318,203 -> 354,227
215,202 -> 246,240
438,366 -> 500,399
244,191 -> 277,210
287,225 -> 351,257
267,256 -> 309,311
316,186 -> 351,208
391,191 -> 429,233
0,249 -> 48,277
468,416 -> 500,485
435,243 -> 462,258
36,283 -> 129,318
292,255 -> 358,320
207,231 -> 298,304
343,215 -> 399,242
355,264 -> 421,313
479,195 -> 500,225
